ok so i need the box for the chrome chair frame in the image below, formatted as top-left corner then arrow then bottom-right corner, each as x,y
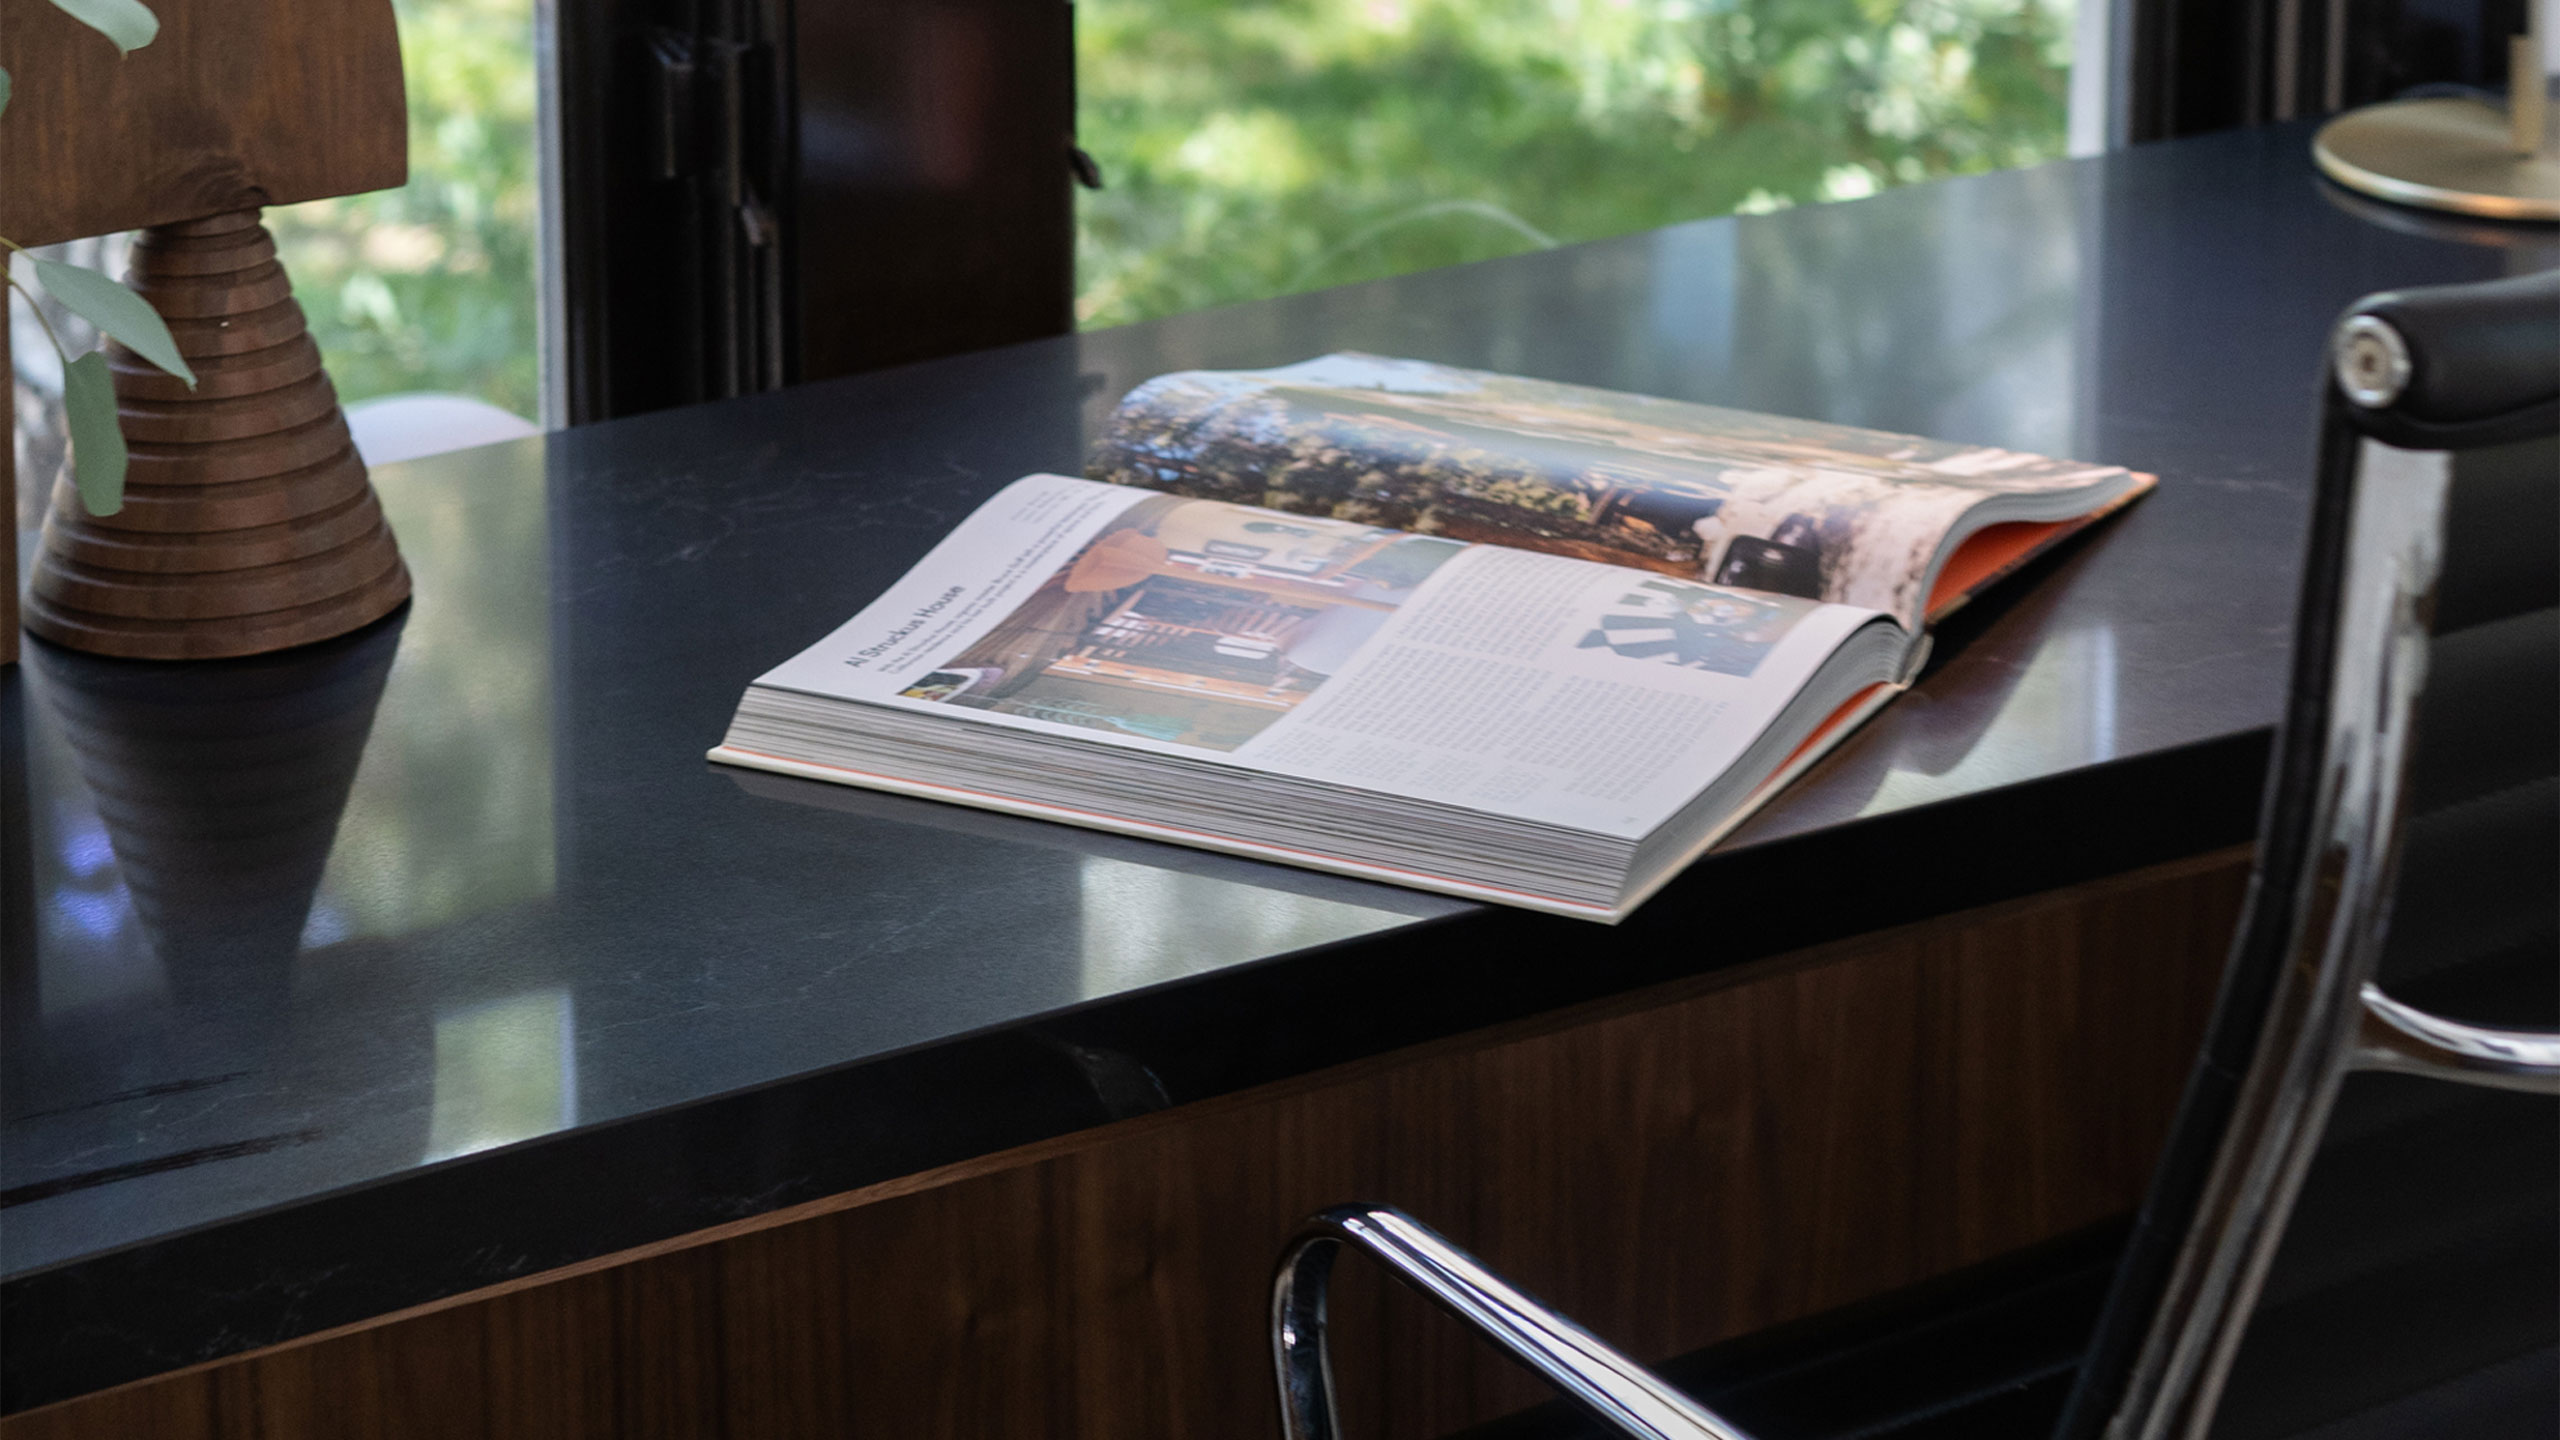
1269,269 -> 2560,1440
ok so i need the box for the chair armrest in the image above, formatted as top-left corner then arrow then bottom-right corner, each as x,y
2330,268 -> 2560,449
1271,1204 -> 1755,1440
2353,983 -> 2560,1094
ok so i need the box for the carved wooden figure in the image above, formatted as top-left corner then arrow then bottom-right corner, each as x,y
2,0 -> 412,659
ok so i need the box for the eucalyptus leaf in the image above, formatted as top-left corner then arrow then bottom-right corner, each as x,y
46,0 -> 158,53
31,255 -> 196,386
64,351 -> 128,516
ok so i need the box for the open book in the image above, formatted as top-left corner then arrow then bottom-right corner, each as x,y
713,355 -> 2150,920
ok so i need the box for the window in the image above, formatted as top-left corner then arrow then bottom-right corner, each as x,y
267,0 -> 544,427
1075,0 -> 2077,328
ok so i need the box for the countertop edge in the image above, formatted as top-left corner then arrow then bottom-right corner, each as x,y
0,725 -> 2270,1414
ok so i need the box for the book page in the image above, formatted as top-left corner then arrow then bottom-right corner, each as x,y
1087,354 -> 2142,626
749,473 -> 1885,838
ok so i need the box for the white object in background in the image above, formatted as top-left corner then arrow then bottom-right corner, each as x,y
344,392 -> 541,466
2067,0 -> 2115,156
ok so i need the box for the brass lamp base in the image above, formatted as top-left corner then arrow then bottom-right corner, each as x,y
2313,97 -> 2560,223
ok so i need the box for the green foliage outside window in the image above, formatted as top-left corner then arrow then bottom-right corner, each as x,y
1075,0 -> 2074,328
261,0 -> 2070,416
267,0 -> 541,421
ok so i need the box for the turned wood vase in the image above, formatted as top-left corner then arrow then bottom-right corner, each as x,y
24,210 -> 411,660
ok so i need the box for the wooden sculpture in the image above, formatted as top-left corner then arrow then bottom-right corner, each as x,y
2,0 -> 412,659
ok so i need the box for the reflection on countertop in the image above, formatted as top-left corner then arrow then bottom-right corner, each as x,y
30,611 -> 405,1019
425,987 -> 576,1162
5,443 -> 558,1278
1077,856 -> 1412,999
1860,624 -> 2121,816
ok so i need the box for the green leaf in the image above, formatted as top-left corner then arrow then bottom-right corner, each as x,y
64,350 -> 128,516
1,67 -> 13,121
46,0 -> 159,54
30,255 -> 195,387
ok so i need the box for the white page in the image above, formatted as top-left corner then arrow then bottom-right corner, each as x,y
754,473 -> 1154,697
750,473 -> 1879,838
1229,547 -> 1872,836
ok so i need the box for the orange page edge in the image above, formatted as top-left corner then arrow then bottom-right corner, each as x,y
1922,474 -> 2157,625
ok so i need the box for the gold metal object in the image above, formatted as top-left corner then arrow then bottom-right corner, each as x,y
2515,37 -> 2549,155
2312,97 -> 2560,223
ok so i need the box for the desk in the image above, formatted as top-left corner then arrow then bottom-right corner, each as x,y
3,123 -> 2545,1435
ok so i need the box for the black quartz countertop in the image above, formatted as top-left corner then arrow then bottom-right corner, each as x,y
5,123 -> 2548,1412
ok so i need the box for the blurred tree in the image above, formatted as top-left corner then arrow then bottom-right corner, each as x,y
1075,0 -> 2072,328
267,0 -> 540,420
243,0 -> 2069,405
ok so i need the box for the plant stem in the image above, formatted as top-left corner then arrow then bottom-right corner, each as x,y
5,270 -> 76,362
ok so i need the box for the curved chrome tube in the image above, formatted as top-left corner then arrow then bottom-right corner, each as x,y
2354,983 -> 2560,1094
2101,436 -> 2456,1440
2100,278 -> 2560,1440
1272,1204 -> 1754,1440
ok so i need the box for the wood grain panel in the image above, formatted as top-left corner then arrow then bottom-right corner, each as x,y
4,850 -> 2249,1440
0,0 -> 405,246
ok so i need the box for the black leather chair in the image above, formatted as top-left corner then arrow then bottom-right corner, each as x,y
1266,268 -> 2560,1440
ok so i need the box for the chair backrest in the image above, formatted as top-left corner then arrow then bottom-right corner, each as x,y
1266,271 -> 2554,1440
2053,266 -> 2560,1440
